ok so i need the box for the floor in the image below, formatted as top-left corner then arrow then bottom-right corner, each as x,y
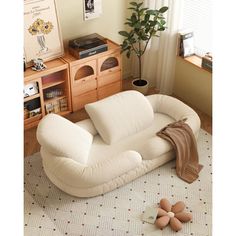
24,129 -> 212,236
24,79 -> 212,157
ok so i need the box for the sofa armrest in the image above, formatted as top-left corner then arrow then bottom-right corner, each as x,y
37,114 -> 93,164
146,94 -> 201,136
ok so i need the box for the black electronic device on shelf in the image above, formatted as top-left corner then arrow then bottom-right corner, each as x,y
68,33 -> 108,59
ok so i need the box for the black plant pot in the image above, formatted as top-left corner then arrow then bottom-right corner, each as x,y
132,78 -> 149,95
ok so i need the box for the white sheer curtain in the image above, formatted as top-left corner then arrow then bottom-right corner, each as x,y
131,0 -> 184,95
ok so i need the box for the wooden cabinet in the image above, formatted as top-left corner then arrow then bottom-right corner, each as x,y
63,38 -> 122,112
24,58 -> 72,130
23,36 -> 122,129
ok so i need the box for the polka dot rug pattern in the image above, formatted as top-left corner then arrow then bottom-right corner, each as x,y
24,129 -> 212,236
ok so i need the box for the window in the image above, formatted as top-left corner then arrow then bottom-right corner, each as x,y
182,0 -> 212,57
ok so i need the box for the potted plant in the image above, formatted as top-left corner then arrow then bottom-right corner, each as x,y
119,1 -> 168,95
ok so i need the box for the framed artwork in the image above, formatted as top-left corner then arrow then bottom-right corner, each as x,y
24,0 -> 64,65
83,0 -> 102,21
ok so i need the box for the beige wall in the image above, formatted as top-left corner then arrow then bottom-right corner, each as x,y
56,0 -> 131,78
173,57 -> 212,116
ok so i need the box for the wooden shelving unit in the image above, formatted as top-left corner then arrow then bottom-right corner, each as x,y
24,93 -> 40,102
23,36 -> 122,129
24,58 -> 72,130
62,39 -> 122,111
42,80 -> 65,89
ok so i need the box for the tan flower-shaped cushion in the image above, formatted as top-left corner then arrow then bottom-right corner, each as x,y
155,198 -> 192,232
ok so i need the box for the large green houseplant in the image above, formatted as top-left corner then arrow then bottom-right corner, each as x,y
119,1 -> 168,94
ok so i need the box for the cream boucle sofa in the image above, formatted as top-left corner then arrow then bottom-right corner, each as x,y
37,91 -> 200,197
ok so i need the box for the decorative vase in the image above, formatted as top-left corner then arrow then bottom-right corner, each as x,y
37,34 -> 48,54
132,78 -> 149,95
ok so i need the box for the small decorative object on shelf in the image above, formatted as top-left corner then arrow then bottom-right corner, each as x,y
45,103 -> 54,114
53,100 -> 60,113
24,82 -> 39,98
201,52 -> 212,72
44,88 -> 64,99
31,58 -> 47,71
59,98 -> 68,111
45,99 -> 66,114
24,98 -> 41,112
29,108 -> 41,117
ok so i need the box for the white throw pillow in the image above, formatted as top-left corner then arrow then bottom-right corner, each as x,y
85,90 -> 154,144
37,114 -> 93,164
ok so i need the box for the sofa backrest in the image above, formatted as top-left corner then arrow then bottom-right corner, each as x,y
146,94 -> 201,135
85,90 -> 154,144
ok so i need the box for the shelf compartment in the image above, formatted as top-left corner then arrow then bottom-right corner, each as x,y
24,93 -> 40,102
98,53 -> 121,76
45,97 -> 69,115
71,60 -> 96,82
24,97 -> 41,113
42,70 -> 66,89
44,95 -> 66,105
42,80 -> 65,90
74,66 -> 94,80
24,58 -> 67,83
24,114 -> 42,126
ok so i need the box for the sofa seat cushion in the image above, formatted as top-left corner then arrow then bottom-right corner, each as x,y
86,113 -> 174,164
37,114 -> 93,164
85,90 -> 154,144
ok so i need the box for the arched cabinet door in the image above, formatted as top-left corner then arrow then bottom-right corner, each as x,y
71,60 -> 97,96
98,53 -> 121,76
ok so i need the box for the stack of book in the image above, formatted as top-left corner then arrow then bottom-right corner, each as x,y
201,52 -> 212,72
177,29 -> 195,58
45,98 -> 68,114
60,98 -> 68,112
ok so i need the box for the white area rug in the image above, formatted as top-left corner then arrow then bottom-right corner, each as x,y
24,129 -> 212,236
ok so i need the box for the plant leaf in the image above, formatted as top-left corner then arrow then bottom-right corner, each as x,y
158,27 -> 166,31
118,31 -> 130,37
125,22 -> 132,27
144,14 -> 150,22
128,7 -> 136,10
159,6 -> 168,13
131,13 -> 137,22
137,2 -> 143,8
150,20 -> 157,27
160,19 -> 166,25
134,22 -> 141,29
129,2 -> 138,6
146,10 -> 156,15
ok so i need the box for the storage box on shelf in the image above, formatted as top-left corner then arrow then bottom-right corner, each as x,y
62,38 -> 122,111
24,58 -> 72,129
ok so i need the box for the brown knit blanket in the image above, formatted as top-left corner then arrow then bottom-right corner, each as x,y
156,119 -> 203,183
